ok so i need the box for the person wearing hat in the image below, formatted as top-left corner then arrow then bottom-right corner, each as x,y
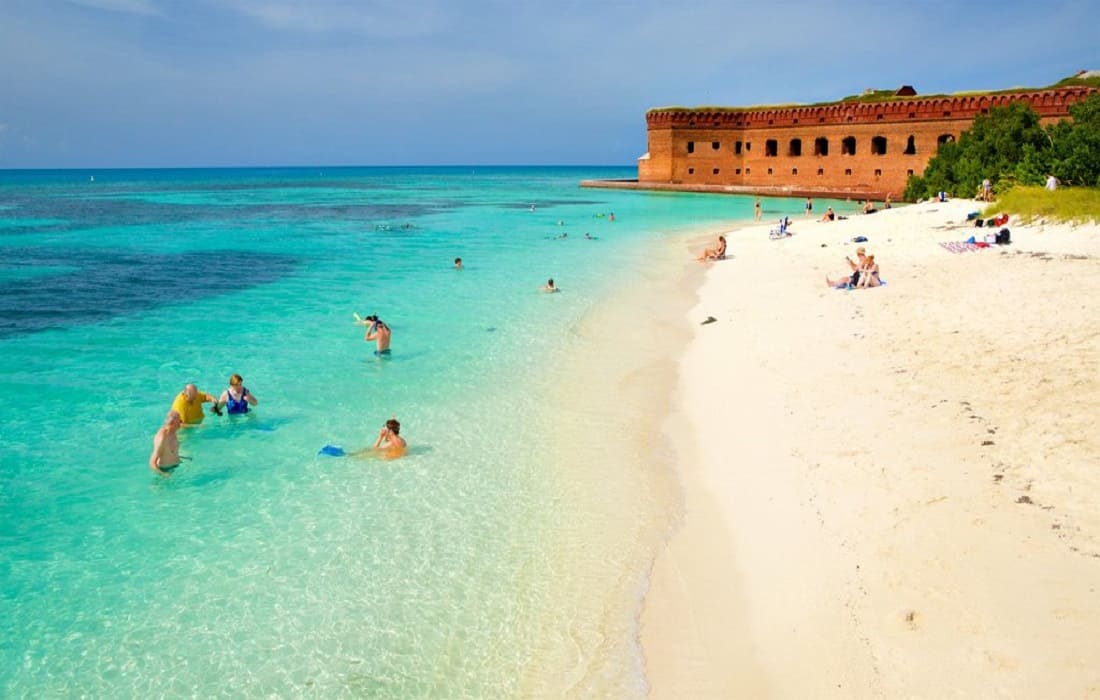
825,247 -> 868,288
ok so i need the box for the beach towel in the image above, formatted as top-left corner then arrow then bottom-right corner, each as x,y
940,241 -> 993,254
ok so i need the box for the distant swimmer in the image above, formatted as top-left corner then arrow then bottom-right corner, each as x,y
366,317 -> 392,357
454,257 -> 463,270
217,373 -> 258,415
541,278 -> 559,293
171,383 -> 220,425
608,212 -> 615,222
149,410 -> 183,475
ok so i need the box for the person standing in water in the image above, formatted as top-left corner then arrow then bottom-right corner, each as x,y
149,410 -> 183,475
216,373 -> 258,415
541,278 -> 559,293
366,317 -> 392,356
171,383 -> 220,425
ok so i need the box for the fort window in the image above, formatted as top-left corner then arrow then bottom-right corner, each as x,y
874,169 -> 882,177
745,142 -> 751,151
713,121 -> 720,126
909,112 -> 916,118
943,111 -> 951,117
904,135 -> 917,155
765,140 -> 778,157
819,117 -> 825,123
871,136 -> 887,155
792,168 -> 798,175
814,137 -> 829,156
734,141 -> 743,155
841,136 -> 856,155
907,169 -> 914,176
793,118 -> 799,124
877,114 -> 884,120
686,141 -> 695,154
745,168 -> 751,174
845,168 -> 852,176
789,138 -> 802,156
713,168 -> 720,175
712,141 -> 720,151
688,168 -> 695,175
817,168 -> 824,176
937,134 -> 955,148
735,168 -> 741,175
767,168 -> 773,175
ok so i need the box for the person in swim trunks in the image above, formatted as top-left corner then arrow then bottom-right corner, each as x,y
216,373 -> 258,415
366,317 -> 392,356
171,383 -> 220,425
149,410 -> 183,475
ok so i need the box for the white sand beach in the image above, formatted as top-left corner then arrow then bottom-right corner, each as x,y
643,200 -> 1100,698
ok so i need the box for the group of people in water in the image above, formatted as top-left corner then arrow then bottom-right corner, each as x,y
149,376 -> 261,475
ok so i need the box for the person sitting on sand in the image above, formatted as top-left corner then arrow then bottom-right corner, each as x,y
541,278 -> 559,293
856,254 -> 881,288
820,207 -> 836,222
825,247 -> 868,288
697,235 -> 726,261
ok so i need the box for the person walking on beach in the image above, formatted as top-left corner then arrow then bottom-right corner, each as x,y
366,317 -> 392,357
216,373 -> 258,415
149,410 -> 183,475
171,383 -> 220,425
805,197 -> 813,216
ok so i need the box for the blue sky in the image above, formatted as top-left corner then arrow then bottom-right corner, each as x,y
1,0 -> 1095,168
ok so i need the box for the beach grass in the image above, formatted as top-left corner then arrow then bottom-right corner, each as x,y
985,186 -> 1100,224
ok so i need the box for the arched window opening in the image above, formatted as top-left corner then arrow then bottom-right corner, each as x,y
765,140 -> 778,157
904,135 -> 917,155
841,137 -> 856,155
686,141 -> 695,154
871,136 -> 888,155
814,137 -> 829,156
789,138 -> 802,157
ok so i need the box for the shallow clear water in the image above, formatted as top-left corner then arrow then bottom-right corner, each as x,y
0,166 -> 822,696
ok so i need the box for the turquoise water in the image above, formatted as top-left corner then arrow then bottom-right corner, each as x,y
0,167 -> 819,696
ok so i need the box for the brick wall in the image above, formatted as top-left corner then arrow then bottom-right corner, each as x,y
637,86 -> 1098,199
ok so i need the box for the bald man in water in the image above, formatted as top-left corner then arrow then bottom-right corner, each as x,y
171,383 -> 219,425
149,410 -> 183,475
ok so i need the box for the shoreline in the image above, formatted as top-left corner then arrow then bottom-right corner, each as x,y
642,200 -> 1100,696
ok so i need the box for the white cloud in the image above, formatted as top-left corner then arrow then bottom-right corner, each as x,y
63,0 -> 160,15
222,0 -> 452,38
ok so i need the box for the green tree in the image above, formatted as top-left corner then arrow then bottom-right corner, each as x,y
1050,93 -> 1100,187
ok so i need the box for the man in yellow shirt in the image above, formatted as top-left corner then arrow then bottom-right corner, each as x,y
171,383 -> 220,425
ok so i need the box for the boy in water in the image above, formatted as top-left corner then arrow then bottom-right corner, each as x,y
373,418 -> 407,458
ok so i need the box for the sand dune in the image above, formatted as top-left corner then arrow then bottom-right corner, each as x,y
644,200 -> 1100,698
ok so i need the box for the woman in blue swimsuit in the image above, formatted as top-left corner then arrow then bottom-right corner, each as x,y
217,373 -> 259,415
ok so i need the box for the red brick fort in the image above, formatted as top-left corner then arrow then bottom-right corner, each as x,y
583,84 -> 1098,200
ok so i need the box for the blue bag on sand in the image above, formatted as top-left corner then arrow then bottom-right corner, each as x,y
966,236 -> 976,244
318,444 -> 345,457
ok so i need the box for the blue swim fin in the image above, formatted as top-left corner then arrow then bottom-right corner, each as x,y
318,444 -> 345,457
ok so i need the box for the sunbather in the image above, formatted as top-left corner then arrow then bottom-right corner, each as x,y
825,247 -> 868,288
697,235 -> 726,261
856,254 -> 880,288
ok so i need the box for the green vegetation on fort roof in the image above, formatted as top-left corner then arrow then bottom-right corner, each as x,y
647,75 -> 1098,114
983,186 -> 1100,224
